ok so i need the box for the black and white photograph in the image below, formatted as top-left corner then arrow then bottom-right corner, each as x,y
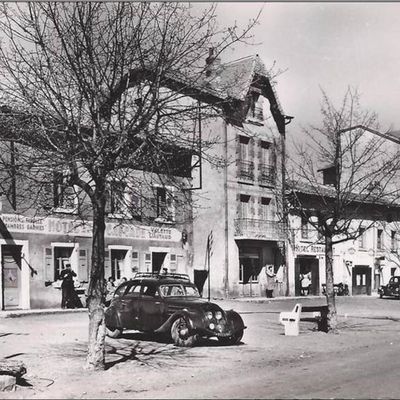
1,1 -> 400,398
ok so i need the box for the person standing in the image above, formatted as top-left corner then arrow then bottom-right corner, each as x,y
265,265 -> 276,298
60,264 -> 77,309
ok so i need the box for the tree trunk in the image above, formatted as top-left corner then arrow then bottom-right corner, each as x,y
85,193 -> 107,370
325,233 -> 338,332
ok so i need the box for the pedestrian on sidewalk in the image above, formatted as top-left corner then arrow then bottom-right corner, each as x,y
265,265 -> 276,298
60,264 -> 78,308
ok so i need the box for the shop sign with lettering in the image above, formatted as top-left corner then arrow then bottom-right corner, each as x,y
1,214 -> 181,242
294,243 -> 325,255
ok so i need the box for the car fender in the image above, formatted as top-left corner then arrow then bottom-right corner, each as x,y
224,309 -> 246,333
105,305 -> 123,328
154,309 -> 199,334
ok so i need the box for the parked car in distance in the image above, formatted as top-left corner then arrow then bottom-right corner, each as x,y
105,272 -> 246,347
378,276 -> 400,299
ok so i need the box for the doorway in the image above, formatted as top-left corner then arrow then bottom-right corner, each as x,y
152,252 -> 167,273
352,265 -> 371,295
110,249 -> 127,281
2,245 -> 22,310
295,256 -> 320,296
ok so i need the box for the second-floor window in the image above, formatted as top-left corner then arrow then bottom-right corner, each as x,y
301,216 -> 310,240
259,197 -> 271,220
391,231 -> 397,252
155,187 -> 175,222
53,171 -> 76,211
239,194 -> 251,219
358,227 -> 366,249
109,181 -> 127,216
377,229 -> 384,250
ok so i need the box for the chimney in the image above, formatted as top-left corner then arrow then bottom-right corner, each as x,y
205,47 -> 221,77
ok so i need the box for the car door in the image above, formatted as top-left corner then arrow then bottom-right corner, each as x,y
119,284 -> 141,329
137,283 -> 166,331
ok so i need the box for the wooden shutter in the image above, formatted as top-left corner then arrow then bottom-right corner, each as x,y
104,249 -> 111,277
250,196 -> 255,217
249,138 -> 255,159
78,249 -> 88,282
44,247 -> 54,281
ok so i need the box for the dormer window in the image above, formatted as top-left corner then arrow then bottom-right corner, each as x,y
248,89 -> 263,122
318,165 -> 336,186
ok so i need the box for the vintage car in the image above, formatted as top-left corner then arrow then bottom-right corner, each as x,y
378,276 -> 400,299
105,272 -> 246,347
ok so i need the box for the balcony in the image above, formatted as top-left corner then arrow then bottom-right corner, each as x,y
234,218 -> 285,240
236,160 -> 254,183
258,164 -> 276,187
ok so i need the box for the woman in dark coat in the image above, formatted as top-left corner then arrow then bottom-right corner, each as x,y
60,264 -> 82,308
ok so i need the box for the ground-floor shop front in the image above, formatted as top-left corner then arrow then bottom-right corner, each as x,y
0,214 -> 192,310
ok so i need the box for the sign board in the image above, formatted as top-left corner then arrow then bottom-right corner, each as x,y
294,243 -> 325,255
1,214 -> 181,242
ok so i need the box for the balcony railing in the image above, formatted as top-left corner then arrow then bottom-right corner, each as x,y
237,160 -> 254,182
258,164 -> 276,186
234,218 -> 285,240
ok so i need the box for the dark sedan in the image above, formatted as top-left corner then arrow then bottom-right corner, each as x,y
105,272 -> 246,347
378,276 -> 400,299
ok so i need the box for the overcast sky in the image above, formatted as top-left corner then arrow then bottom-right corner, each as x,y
212,2 -> 400,144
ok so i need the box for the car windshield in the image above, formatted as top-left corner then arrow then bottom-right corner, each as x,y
160,284 -> 200,298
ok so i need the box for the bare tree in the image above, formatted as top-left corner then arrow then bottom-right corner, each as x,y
0,2 -> 260,370
288,88 -> 400,331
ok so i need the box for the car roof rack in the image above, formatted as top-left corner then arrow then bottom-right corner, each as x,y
134,272 -> 191,282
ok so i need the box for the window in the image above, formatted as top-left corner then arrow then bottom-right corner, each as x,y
170,254 -> 177,272
301,217 -> 309,240
239,136 -> 250,161
109,181 -> 126,216
131,251 -> 139,274
260,197 -> 271,220
358,227 -> 366,249
321,166 -> 337,186
377,229 -> 384,250
155,187 -> 175,222
126,285 -> 141,296
391,231 -> 397,251
239,194 -> 251,219
54,171 -> 77,211
239,259 -> 258,283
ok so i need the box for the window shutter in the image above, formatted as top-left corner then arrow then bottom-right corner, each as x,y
104,250 -> 111,277
235,135 -> 241,160
258,140 -> 262,170
250,196 -> 255,217
236,193 -> 241,218
131,251 -> 139,274
105,188 -> 112,214
249,138 -> 255,159
78,249 -> 88,282
44,247 -> 54,281
257,197 -> 263,217
144,253 -> 152,272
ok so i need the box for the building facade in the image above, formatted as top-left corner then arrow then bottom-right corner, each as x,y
0,165 -> 193,310
191,54 -> 290,298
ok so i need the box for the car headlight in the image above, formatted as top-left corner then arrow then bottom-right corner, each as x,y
205,311 -> 213,320
215,311 -> 223,320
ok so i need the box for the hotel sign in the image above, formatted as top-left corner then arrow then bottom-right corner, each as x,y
1,214 -> 181,242
294,243 -> 325,255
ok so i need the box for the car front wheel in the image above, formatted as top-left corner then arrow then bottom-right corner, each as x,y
171,317 -> 199,347
218,329 -> 243,345
106,326 -> 123,338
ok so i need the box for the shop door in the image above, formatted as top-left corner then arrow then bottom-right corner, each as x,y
352,265 -> 371,295
152,252 -> 167,273
2,245 -> 22,310
295,256 -> 320,296
110,250 -> 127,281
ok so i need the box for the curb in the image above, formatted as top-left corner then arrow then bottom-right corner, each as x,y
0,308 -> 87,318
